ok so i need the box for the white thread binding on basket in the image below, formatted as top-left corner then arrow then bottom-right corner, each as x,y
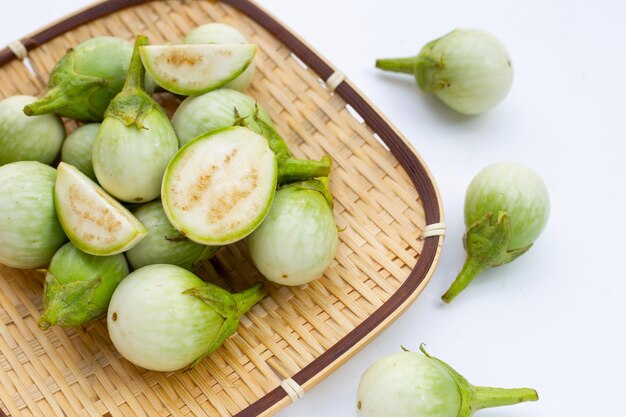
7,41 -> 28,60
280,378 -> 305,402
325,70 -> 346,92
420,222 -> 446,239
6,40 -> 43,84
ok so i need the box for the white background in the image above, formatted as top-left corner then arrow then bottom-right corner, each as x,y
2,0 -> 625,416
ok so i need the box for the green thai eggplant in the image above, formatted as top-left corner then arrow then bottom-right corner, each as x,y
24,37 -> 139,121
61,123 -> 100,181
0,95 -> 64,166
39,242 -> 129,330
107,264 -> 266,371
126,200 -> 219,270
0,162 -> 67,269
92,36 -> 178,203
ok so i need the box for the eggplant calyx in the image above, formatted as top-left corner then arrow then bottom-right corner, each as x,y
184,282 -> 266,368
442,211 -> 532,303
254,113 -> 332,184
465,211 -> 532,267
23,50 -> 108,121
232,106 -> 249,127
103,35 -> 156,129
104,90 -> 157,129
414,35 -> 451,93
281,176 -> 334,209
38,273 -> 104,330
418,345 -> 538,416
417,344 -> 474,416
441,211 -> 532,303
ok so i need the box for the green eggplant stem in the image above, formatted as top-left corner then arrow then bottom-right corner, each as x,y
23,47 -> 110,121
376,49 -> 443,93
471,385 -> 539,410
234,282 -> 267,315
104,35 -> 156,128
23,86 -> 66,116
38,311 -> 57,331
258,118 -> 291,160
278,156 -> 332,184
254,113 -> 331,184
420,345 -> 539,415
441,256 -> 485,303
441,212 -> 533,303
185,281 -> 266,368
375,57 -> 417,75
124,35 -> 148,90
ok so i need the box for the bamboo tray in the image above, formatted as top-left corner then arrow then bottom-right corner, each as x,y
0,1 -> 444,416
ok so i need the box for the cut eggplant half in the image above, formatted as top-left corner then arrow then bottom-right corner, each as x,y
54,162 -> 147,256
162,126 -> 277,245
139,43 -> 256,95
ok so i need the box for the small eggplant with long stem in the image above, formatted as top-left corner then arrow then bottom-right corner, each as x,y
442,162 -> 550,303
357,346 -> 538,417
92,36 -> 178,203
376,29 -> 513,115
24,37 -> 152,122
107,264 -> 266,371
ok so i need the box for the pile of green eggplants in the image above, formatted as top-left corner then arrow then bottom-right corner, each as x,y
0,24 -> 336,372
0,19 -> 548,415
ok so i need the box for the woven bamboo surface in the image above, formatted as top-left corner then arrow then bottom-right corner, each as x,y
0,1 -> 443,416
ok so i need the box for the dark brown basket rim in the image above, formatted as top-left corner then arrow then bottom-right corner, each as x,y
0,1 -> 444,416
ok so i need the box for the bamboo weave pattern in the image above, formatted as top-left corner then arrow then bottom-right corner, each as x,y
0,1 -> 432,416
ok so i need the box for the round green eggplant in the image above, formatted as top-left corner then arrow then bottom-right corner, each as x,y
376,29 -> 513,115
126,200 -> 218,270
442,162 -> 550,303
357,346 -> 538,417
23,36 -> 155,122
61,123 -> 100,181
0,161 -> 67,268
39,242 -> 129,330
92,36 -> 178,203
0,95 -> 65,166
248,178 -> 338,286
107,264 -> 266,371
171,88 -> 273,147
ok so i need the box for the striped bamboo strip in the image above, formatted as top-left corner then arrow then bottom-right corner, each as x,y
0,1 -> 443,416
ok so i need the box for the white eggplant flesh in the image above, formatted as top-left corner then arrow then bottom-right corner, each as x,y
184,23 -> 255,91
139,44 -> 256,95
162,126 -> 277,245
54,162 -> 147,256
